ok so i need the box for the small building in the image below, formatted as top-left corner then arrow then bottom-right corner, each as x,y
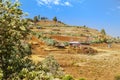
69,41 -> 81,47
69,41 -> 90,47
55,42 -> 65,49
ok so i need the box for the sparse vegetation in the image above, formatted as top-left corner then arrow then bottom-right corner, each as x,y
32,31 -> 57,46
100,29 -> 106,35
42,37 -> 57,46
62,75 -> 74,80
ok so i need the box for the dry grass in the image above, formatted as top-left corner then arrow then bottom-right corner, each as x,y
31,44 -> 120,80
29,55 -> 45,64
52,49 -> 120,80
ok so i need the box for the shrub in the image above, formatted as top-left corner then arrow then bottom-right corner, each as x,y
63,42 -> 69,46
32,32 -> 57,46
42,37 -> 57,46
100,29 -> 106,35
41,55 -> 64,78
115,74 -> 120,80
31,32 -> 43,39
5,55 -> 64,80
62,75 -> 74,80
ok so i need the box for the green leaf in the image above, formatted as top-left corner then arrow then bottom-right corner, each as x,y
20,26 -> 26,31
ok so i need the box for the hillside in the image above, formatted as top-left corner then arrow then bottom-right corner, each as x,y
32,20 -> 110,43
28,20 -> 120,80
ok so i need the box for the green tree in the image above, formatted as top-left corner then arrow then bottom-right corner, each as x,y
34,16 -> 39,23
53,16 -> 57,22
0,0 -> 31,79
100,29 -> 106,35
41,17 -> 48,20
99,29 -> 107,43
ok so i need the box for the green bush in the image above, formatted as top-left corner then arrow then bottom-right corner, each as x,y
41,55 -> 64,78
79,78 -> 86,80
6,55 -> 64,80
62,75 -> 74,80
115,74 -> 120,80
41,37 -> 57,46
32,31 -> 57,46
31,32 -> 43,39
63,42 -> 69,46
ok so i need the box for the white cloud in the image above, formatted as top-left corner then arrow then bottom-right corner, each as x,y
36,0 -> 44,5
64,1 -> 72,6
36,0 -> 72,7
37,0 -> 60,5
54,0 -> 60,5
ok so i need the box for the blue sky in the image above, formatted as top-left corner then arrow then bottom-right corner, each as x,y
20,0 -> 120,37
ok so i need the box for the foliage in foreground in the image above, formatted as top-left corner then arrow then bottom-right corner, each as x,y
0,1 -> 65,79
0,0 -> 32,79
7,56 -> 64,80
0,55 -> 65,80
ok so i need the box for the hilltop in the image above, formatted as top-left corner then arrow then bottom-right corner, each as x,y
37,20 -> 67,27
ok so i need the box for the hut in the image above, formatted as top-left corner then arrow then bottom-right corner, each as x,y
55,42 -> 65,49
69,41 -> 81,47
